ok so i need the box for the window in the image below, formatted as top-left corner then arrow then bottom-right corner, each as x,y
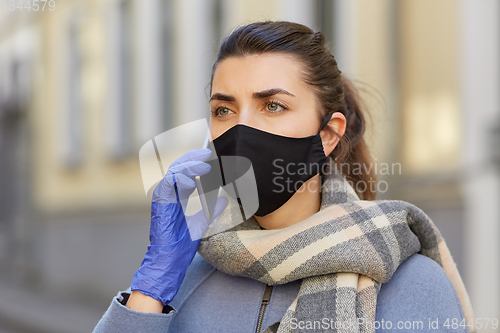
315,0 -> 335,46
161,0 -> 174,131
107,0 -> 134,159
62,17 -> 83,167
117,0 -> 133,156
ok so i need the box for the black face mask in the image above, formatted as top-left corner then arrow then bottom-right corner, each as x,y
212,113 -> 333,217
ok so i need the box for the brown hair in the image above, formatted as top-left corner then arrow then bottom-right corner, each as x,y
209,21 -> 377,200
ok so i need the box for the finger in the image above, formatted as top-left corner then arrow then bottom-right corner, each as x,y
185,210 -> 205,241
169,149 -> 213,169
153,173 -> 195,204
186,195 -> 228,222
156,172 -> 196,194
185,196 -> 228,241
152,174 -> 176,202
172,173 -> 196,190
169,161 -> 211,178
160,161 -> 205,190
174,176 -> 197,211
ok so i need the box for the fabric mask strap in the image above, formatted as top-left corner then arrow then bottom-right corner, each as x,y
319,113 -> 334,132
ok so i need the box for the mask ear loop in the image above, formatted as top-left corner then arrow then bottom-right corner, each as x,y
319,112 -> 334,132
318,112 -> 334,198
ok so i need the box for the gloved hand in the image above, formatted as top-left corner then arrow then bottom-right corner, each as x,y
131,148 -> 227,305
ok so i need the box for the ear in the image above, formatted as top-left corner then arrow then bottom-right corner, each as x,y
320,112 -> 346,156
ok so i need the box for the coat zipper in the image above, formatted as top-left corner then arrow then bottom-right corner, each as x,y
255,284 -> 273,333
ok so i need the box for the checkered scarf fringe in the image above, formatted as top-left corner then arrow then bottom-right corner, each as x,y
198,160 -> 476,333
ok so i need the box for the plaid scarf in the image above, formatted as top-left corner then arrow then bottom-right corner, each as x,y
198,160 -> 476,333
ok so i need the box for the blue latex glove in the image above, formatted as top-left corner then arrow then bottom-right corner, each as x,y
131,148 -> 228,305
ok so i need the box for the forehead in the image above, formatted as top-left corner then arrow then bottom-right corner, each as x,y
211,53 -> 306,92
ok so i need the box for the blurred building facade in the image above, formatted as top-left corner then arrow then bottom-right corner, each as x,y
0,0 -> 498,328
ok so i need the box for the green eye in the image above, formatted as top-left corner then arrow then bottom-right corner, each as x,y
268,103 -> 279,111
211,104 -> 233,118
266,101 -> 287,113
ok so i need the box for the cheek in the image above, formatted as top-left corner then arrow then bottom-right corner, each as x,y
209,124 -> 223,140
290,121 -> 315,137
209,127 -> 216,140
279,115 -> 321,138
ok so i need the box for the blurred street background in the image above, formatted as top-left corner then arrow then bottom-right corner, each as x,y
0,0 -> 499,332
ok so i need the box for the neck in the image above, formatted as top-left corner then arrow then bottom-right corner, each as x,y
254,174 -> 321,229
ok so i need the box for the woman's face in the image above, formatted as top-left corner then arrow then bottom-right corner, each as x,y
209,53 -> 323,139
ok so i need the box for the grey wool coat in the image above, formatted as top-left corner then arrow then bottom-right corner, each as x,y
92,252 -> 467,333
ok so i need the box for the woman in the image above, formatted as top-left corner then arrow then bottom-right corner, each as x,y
93,21 -> 475,333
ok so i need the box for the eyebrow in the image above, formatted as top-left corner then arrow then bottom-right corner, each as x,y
210,88 -> 295,102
